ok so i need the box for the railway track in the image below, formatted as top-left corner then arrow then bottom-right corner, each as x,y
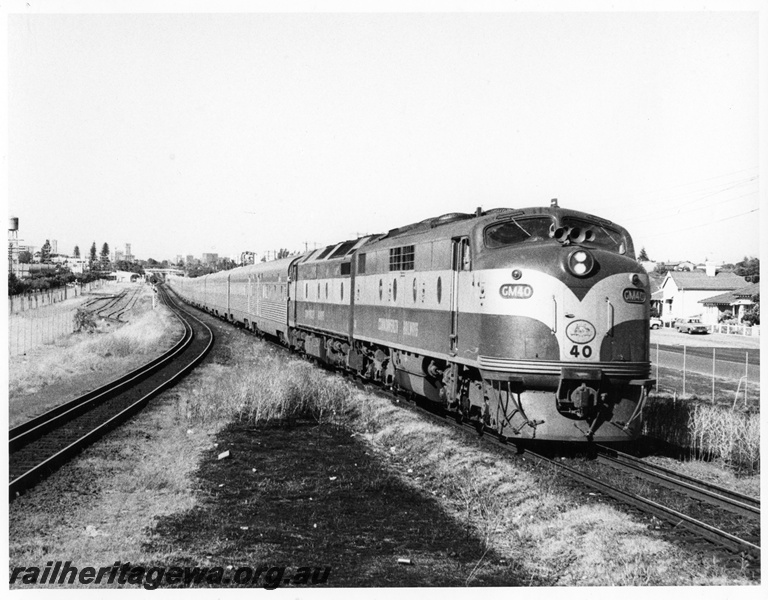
352,383 -> 761,561
526,444 -> 760,559
81,286 -> 143,322
166,295 -> 762,564
9,286 -> 214,501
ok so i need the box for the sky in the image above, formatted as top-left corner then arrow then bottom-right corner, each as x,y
4,1 -> 765,265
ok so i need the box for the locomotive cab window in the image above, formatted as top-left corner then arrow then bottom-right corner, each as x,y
484,217 -> 553,248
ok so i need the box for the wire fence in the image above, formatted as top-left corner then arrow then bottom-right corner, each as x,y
651,343 -> 759,409
9,280 -> 108,315
9,303 -> 81,357
8,280 -> 113,357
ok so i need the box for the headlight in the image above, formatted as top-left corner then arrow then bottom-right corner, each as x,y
567,249 -> 595,277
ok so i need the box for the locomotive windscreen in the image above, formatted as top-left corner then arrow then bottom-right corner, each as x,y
484,217 -> 553,248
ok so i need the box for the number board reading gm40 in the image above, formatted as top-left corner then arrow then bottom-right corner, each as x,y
622,288 -> 646,304
499,284 -> 534,299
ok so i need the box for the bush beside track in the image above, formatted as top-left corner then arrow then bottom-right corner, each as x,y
9,301 -> 759,587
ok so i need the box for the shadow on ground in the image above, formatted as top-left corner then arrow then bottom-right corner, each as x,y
145,420 -> 531,587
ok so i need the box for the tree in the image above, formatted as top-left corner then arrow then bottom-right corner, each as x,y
18,250 -> 32,264
734,256 -> 759,283
73,245 -> 80,259
100,243 -> 111,270
742,294 -> 760,326
40,239 -> 52,263
89,242 -> 97,269
8,272 -> 22,295
637,247 -> 650,262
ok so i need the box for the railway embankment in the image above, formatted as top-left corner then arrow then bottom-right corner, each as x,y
8,284 -> 184,428
9,302 -> 759,588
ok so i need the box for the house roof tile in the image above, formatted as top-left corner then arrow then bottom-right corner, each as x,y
700,282 -> 760,305
667,271 -> 746,291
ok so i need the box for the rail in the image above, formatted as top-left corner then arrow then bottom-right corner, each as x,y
9,286 -> 214,500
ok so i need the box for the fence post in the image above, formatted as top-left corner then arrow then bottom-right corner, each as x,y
655,343 -> 659,390
683,345 -> 687,398
711,347 -> 716,403
744,352 -> 748,407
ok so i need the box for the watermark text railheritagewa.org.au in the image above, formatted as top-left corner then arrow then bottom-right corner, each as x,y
10,561 -> 331,590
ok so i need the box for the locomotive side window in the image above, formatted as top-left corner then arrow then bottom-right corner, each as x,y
484,217 -> 553,248
358,253 -> 366,274
389,245 -> 415,271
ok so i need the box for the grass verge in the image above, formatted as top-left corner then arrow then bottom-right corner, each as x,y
9,286 -> 184,427
644,396 -> 760,475
9,324 -> 759,589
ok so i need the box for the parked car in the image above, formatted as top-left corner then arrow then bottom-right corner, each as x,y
675,317 -> 709,334
649,317 -> 663,330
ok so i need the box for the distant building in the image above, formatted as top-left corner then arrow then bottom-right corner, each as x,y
124,243 -> 134,262
700,283 -> 760,325
202,253 -> 218,265
185,254 -> 195,265
659,270 -> 747,323
114,249 -> 125,262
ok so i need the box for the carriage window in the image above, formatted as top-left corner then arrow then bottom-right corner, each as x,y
484,217 -> 553,248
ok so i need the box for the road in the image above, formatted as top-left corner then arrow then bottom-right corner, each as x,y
649,328 -> 759,380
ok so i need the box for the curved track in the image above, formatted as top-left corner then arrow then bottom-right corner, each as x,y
9,286 -> 214,500
168,291 -> 762,563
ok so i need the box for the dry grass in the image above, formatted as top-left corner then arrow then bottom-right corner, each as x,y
9,290 -> 181,398
176,341 -> 757,584
10,322 -> 758,588
8,286 -> 185,427
644,396 -> 760,474
181,352 -> 352,427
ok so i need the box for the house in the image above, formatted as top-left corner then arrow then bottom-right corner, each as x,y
699,282 -> 760,324
659,267 -> 746,324
660,260 -> 697,272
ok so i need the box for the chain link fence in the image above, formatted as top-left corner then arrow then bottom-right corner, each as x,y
8,280 -> 111,357
651,343 -> 758,409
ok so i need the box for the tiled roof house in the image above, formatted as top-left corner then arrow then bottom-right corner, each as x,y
700,282 -> 760,324
659,269 -> 746,323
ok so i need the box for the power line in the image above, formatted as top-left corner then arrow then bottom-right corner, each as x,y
629,189 -> 758,227
621,166 -> 759,204
639,208 -> 759,239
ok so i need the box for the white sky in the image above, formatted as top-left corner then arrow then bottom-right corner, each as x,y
3,1 -> 765,265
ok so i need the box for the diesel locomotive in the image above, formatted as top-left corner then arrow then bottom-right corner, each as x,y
169,201 -> 654,442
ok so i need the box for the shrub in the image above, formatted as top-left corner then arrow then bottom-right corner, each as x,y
644,396 -> 759,474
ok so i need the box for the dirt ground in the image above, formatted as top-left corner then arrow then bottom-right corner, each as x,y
8,300 -> 761,590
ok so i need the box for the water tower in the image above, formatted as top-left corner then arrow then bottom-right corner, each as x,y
8,217 -> 19,272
